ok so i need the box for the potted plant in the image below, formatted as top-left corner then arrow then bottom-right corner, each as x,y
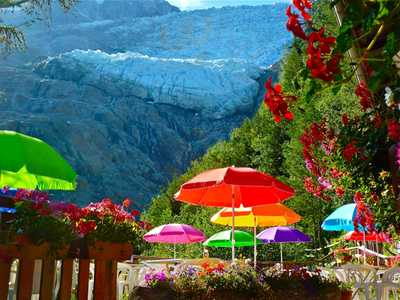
0,189 -> 75,258
67,198 -> 144,260
130,269 -> 175,300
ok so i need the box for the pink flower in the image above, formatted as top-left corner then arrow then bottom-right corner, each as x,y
317,177 -> 332,189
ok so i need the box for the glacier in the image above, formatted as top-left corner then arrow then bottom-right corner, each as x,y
36,50 -> 263,118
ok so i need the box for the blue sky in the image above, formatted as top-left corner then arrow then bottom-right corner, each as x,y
168,0 -> 290,10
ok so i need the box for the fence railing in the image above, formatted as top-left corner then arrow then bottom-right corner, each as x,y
0,241 -> 132,300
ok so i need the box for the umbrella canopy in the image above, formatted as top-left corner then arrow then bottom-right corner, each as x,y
211,203 -> 301,227
0,131 -> 76,190
256,226 -> 311,243
257,226 -> 310,270
203,230 -> 260,248
175,167 -> 294,208
321,203 -> 372,232
344,231 -> 392,243
144,223 -> 205,244
321,203 -> 357,232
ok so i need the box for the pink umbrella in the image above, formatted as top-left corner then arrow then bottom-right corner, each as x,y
144,223 -> 206,258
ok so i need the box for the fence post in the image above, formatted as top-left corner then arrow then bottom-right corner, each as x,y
58,259 -> 73,300
0,260 -> 11,300
40,258 -> 56,300
16,259 -> 35,300
77,259 -> 90,300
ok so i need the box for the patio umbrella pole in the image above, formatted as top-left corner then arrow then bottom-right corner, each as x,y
253,219 -> 257,269
231,185 -> 235,262
280,243 -> 283,271
363,231 -> 366,264
375,236 -> 379,266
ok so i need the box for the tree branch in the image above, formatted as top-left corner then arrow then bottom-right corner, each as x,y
0,0 -> 30,9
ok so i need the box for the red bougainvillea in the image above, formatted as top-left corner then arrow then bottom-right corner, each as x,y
353,192 -> 375,233
264,77 -> 296,123
293,0 -> 312,21
286,6 -> 308,40
388,119 -> 400,141
306,28 -> 341,81
342,141 -> 358,162
341,114 -> 349,125
286,0 -> 342,82
355,81 -> 374,111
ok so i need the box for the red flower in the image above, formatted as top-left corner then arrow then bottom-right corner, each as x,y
373,114 -> 382,128
342,141 -> 358,162
355,81 -> 373,111
335,187 -> 345,198
122,198 -> 131,208
388,119 -> 400,141
293,0 -> 312,21
330,168 -> 342,178
264,77 -> 296,123
131,209 -> 141,217
304,177 -> 316,193
341,114 -> 349,125
353,191 -> 375,232
286,6 -> 308,40
306,28 -> 341,81
215,263 -> 225,272
77,220 -> 97,236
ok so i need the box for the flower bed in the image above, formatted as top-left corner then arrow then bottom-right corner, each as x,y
129,263 -> 343,300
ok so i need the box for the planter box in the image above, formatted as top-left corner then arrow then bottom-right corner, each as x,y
207,290 -> 259,300
0,236 -> 68,260
130,287 -> 176,300
88,241 -> 133,260
340,290 -> 352,300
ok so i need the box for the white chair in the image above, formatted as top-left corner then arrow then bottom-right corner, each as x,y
8,260 -> 18,300
117,263 -> 135,299
376,266 -> 400,300
31,260 -> 42,300
334,267 -> 347,282
342,264 -> 378,300
88,263 -> 95,300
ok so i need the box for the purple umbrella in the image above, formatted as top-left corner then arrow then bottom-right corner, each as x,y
257,226 -> 311,269
144,223 -> 206,258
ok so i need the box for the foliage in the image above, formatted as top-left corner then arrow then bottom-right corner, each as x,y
133,263 -> 341,300
261,264 -> 341,299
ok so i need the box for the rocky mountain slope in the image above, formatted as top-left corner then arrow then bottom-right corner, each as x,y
0,1 -> 290,207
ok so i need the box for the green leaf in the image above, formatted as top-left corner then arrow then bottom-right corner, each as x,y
377,2 -> 389,20
384,32 -> 398,58
336,26 -> 353,53
332,85 -> 342,96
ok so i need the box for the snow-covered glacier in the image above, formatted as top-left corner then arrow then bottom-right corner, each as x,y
36,50 -> 263,118
0,1 -> 291,206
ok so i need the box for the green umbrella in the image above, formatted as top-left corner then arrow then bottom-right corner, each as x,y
0,131 -> 77,190
203,230 -> 261,248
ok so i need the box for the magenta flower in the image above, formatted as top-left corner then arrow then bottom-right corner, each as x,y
317,177 -> 332,189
